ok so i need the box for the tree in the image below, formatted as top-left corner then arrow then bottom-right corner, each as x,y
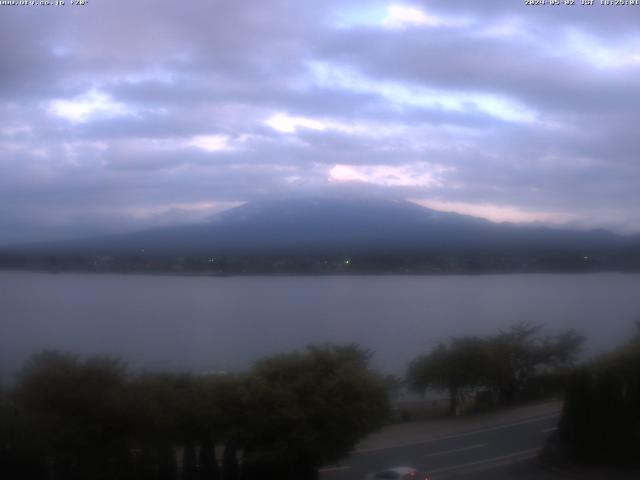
221,442 -> 240,480
182,443 -> 198,480
558,329 -> 640,465
126,373 -> 187,480
486,323 -> 584,402
195,373 -> 248,479
13,350 -> 131,480
407,337 -> 490,415
240,344 -> 390,480
407,324 -> 586,413
198,441 -> 219,480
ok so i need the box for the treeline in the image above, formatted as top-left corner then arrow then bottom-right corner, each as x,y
3,251 -> 640,275
0,345 -> 390,480
407,323 -> 585,415
4,322 -> 633,478
553,324 -> 640,466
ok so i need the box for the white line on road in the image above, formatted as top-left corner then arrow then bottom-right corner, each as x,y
355,413 -> 559,454
423,443 -> 488,458
318,465 -> 351,473
428,447 -> 540,475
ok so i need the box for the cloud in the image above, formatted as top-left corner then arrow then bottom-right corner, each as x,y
48,89 -> 134,124
308,61 -> 538,124
383,4 -> 446,28
336,2 -> 467,30
186,135 -> 234,152
1,0 -> 640,243
329,163 -> 449,188
266,113 -> 328,133
410,199 -> 575,225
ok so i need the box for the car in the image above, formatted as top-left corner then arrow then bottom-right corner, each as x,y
364,466 -> 431,480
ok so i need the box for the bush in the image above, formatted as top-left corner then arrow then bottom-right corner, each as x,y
558,334 -> 640,466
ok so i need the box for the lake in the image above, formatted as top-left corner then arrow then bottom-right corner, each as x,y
1,271 -> 639,378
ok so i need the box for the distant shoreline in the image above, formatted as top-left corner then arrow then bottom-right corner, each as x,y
2,266 -> 640,278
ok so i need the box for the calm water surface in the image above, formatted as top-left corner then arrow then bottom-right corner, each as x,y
1,271 -> 639,377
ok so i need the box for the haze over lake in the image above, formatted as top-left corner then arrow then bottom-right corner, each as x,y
1,271 -> 639,378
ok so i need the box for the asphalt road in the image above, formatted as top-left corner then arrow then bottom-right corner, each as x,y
319,411 -> 560,480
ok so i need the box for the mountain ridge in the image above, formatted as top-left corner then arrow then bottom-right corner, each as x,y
3,196 -> 637,258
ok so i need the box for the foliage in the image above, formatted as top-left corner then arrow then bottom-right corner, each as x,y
13,350 -> 131,480
0,345 -> 390,480
407,323 -> 585,414
408,337 -> 490,414
486,323 -> 584,402
241,344 -> 391,479
558,326 -> 640,466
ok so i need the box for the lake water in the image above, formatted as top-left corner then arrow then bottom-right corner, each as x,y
1,271 -> 639,378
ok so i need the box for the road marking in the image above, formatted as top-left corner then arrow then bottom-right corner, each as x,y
428,447 -> 539,475
541,427 -> 557,433
318,465 -> 351,473
354,413 -> 559,454
423,443 -> 487,458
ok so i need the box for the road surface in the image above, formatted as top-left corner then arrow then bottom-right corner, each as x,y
320,402 -> 561,479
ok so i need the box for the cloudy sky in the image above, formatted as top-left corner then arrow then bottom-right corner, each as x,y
2,0 -> 640,244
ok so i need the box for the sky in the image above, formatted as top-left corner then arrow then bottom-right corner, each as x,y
2,0 -> 640,245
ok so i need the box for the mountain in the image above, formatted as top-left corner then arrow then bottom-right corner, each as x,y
6,196 -> 636,259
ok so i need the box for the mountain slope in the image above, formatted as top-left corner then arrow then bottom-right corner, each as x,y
9,197 -> 634,257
